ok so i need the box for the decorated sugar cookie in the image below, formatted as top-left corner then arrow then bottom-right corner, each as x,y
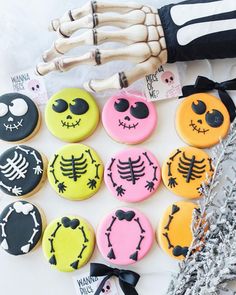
0,145 -> 47,197
162,146 -> 213,199
104,148 -> 161,202
48,144 -> 103,200
97,208 -> 154,265
42,216 -> 95,272
176,93 -> 230,148
102,93 -> 157,144
45,88 -> 99,142
0,201 -> 44,255
0,93 -> 40,142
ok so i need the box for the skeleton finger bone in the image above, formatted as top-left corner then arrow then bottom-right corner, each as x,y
0,223 -> 7,237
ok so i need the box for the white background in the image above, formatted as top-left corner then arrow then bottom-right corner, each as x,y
0,0 -> 236,294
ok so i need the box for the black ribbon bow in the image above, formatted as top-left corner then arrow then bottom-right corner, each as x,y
181,76 -> 236,122
90,263 -> 140,295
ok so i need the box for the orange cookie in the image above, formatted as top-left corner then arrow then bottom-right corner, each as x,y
176,93 -> 230,148
157,201 -> 198,260
162,146 -> 213,199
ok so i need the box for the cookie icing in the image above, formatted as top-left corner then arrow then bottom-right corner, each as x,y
42,216 -> 95,272
176,93 -> 230,148
0,93 -> 39,142
162,146 -> 213,199
158,201 -> 198,260
0,201 -> 43,255
97,208 -> 154,265
48,144 -> 103,200
0,145 -> 45,197
102,93 -> 157,144
45,88 -> 99,142
104,148 -> 161,202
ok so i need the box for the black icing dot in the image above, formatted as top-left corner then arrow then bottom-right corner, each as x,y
191,100 -> 207,115
114,98 -> 129,112
130,102 -> 149,119
52,99 -> 68,113
205,110 -> 224,128
69,98 -> 89,115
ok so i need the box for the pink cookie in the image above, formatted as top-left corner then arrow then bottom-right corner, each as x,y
102,92 -> 157,144
97,207 -> 154,265
104,148 -> 161,203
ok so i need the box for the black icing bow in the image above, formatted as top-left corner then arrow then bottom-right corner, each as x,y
61,217 -> 80,229
181,76 -> 236,122
115,209 -> 135,221
90,263 -> 140,295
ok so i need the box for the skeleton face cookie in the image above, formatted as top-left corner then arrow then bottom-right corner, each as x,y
105,148 -> 161,203
162,146 -> 213,199
0,93 -> 40,142
45,88 -> 99,142
42,216 -> 95,272
0,145 -> 47,197
176,93 -> 230,148
102,93 -> 157,144
97,208 -> 154,265
0,201 -> 44,255
158,202 -> 198,260
48,144 -> 103,201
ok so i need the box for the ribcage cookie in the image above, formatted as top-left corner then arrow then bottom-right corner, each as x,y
97,208 -> 154,265
105,148 -> 161,202
0,145 -> 47,197
0,201 -> 44,255
42,216 -> 95,272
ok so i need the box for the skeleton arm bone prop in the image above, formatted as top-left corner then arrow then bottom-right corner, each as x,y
36,0 -> 236,92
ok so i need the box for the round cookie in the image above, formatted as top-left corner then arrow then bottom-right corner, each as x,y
0,93 -> 40,143
157,201 -> 198,260
45,88 -> 99,142
104,148 -> 161,203
102,92 -> 157,144
42,216 -> 95,272
162,146 -> 213,199
0,201 -> 44,255
97,207 -> 154,265
0,145 -> 47,198
176,93 -> 230,148
48,144 -> 103,200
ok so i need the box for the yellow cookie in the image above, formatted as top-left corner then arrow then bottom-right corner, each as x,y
45,88 -> 99,142
42,216 -> 95,272
162,146 -> 213,199
176,93 -> 230,148
157,201 -> 198,260
48,144 -> 103,201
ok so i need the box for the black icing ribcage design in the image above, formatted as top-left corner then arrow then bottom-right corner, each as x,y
0,152 -> 29,181
117,156 -> 145,185
60,154 -> 87,182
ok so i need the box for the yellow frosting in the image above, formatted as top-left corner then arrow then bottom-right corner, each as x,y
48,144 -> 103,200
157,201 -> 198,260
45,88 -> 99,143
42,216 -> 95,272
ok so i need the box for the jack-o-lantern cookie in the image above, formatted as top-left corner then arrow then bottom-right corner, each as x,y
0,201 -> 45,255
0,93 -> 40,143
102,93 -> 157,144
104,148 -> 161,203
48,144 -> 103,201
42,216 -> 95,272
0,145 -> 47,198
45,88 -> 99,142
97,208 -> 154,265
162,146 -> 213,199
157,201 -> 198,260
176,94 -> 230,148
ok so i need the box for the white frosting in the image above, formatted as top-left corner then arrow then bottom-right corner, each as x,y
13,201 -> 34,215
0,103 -> 8,117
9,98 -> 28,116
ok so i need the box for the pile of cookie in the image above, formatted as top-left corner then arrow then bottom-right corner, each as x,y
0,89 -> 230,271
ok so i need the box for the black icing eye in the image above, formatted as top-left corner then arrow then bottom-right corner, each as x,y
205,109 -> 224,128
130,102 -> 149,119
36,84 -> 40,88
52,99 -> 68,113
32,87 -> 35,91
107,286 -> 110,290
102,289 -> 105,293
191,100 -> 207,115
114,98 -> 129,112
69,98 -> 89,115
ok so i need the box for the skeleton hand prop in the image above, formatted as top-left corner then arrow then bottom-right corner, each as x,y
37,0 -> 236,92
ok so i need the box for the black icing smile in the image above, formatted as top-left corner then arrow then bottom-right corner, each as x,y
189,120 -> 209,134
118,119 -> 138,130
3,119 -> 23,131
61,119 -> 81,129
